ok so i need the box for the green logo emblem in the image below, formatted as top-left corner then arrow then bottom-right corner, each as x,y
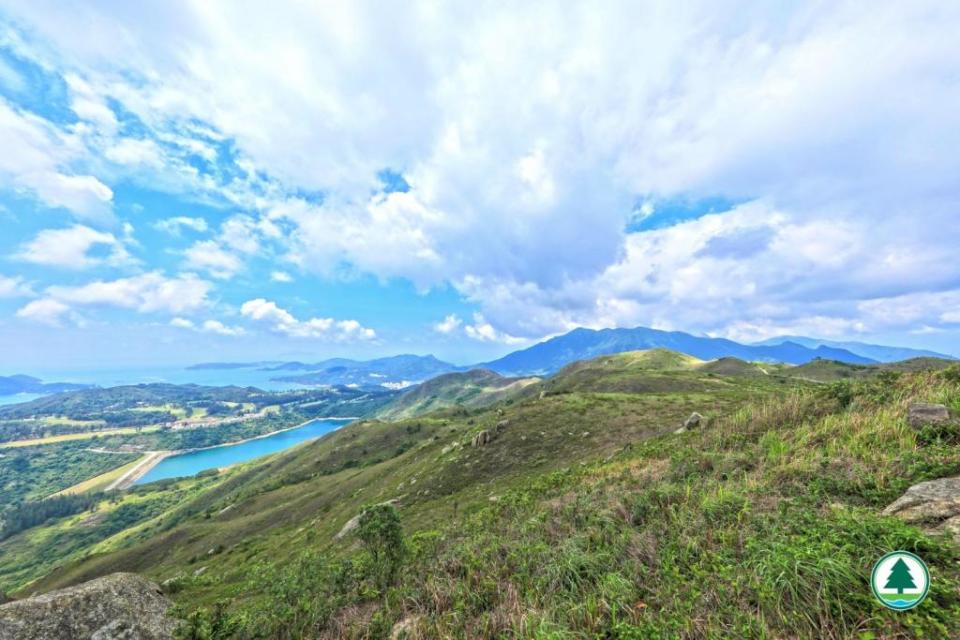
871,551 -> 930,611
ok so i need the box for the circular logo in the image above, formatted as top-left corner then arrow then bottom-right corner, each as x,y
871,551 -> 930,611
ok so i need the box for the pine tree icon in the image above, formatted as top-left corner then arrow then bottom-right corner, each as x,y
885,558 -> 917,594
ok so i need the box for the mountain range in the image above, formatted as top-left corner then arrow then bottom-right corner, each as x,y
753,335 -> 955,363
187,326 -> 954,388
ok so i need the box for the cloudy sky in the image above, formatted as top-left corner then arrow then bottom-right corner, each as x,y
0,1 -> 958,370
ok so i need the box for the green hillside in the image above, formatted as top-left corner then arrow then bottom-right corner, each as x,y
2,352 -> 960,638
376,369 -> 540,421
779,356 -> 956,383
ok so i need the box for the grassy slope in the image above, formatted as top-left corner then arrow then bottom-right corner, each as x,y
6,354 -> 960,638
377,369 -> 540,421
16,352 -> 785,594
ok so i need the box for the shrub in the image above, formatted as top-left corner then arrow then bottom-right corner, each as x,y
358,503 -> 405,590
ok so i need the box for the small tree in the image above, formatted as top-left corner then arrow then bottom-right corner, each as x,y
357,503 -> 404,589
885,558 -> 917,594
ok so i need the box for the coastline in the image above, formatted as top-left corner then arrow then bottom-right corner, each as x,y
108,416 -> 356,489
106,450 -> 175,491
180,415 -> 357,452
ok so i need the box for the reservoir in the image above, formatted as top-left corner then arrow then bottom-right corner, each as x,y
136,418 -> 351,484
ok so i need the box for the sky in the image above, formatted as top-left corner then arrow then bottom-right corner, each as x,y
0,1 -> 958,371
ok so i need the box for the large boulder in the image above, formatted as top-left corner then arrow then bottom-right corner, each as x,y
883,476 -> 960,540
683,412 -> 704,429
472,430 -> 492,447
908,403 -> 951,428
335,499 -> 400,540
676,412 -> 704,433
0,573 -> 177,640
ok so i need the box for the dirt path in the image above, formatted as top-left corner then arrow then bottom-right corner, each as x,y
105,450 -> 174,491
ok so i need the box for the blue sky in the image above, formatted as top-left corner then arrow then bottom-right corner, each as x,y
0,1 -> 959,371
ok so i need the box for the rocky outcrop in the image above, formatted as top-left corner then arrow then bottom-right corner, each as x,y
883,476 -> 960,540
908,403 -> 951,428
683,412 -> 703,429
472,430 -> 492,447
0,573 -> 177,640
675,412 -> 704,434
335,499 -> 401,540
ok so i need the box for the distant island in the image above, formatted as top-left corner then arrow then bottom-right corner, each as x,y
0,375 -> 89,396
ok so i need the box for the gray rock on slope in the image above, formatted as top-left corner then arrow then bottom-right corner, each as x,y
335,498 -> 401,540
908,402 -> 951,428
675,412 -> 704,434
472,430 -> 492,447
883,476 -> 960,541
0,573 -> 177,640
683,412 -> 704,429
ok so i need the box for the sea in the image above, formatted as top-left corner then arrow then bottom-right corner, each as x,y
0,364 -> 311,406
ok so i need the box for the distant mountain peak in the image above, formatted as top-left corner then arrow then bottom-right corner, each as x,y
478,325 -> 878,375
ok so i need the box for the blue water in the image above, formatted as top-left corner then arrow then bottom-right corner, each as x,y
0,393 -> 46,406
136,418 -> 351,484
2,364 -> 313,397
0,365 -> 315,406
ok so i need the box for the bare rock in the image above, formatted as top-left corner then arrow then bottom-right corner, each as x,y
334,498 -> 400,540
335,514 -> 362,540
472,430 -> 492,447
683,412 -> 704,430
883,476 -> 960,540
495,420 -> 510,433
159,575 -> 183,590
0,573 -> 177,640
908,403 -> 951,428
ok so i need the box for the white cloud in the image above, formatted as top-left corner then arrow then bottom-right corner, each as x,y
270,271 -> 293,283
44,271 -> 211,314
240,298 -> 375,341
16,224 -> 134,269
104,137 -> 164,168
220,215 -> 261,254
0,99 -> 113,220
183,240 -> 243,280
433,314 -> 462,334
463,313 -> 525,345
180,215 -> 282,279
65,72 -> 117,132
202,319 -> 245,336
0,275 -> 33,298
16,299 -> 74,327
154,216 -> 209,235
3,3 -> 960,344
169,316 -> 244,336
